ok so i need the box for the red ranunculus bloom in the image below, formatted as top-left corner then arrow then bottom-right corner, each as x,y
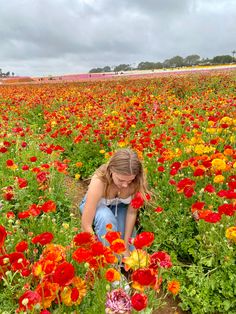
17,177 -> 28,189
28,204 -> 41,216
130,192 -> 144,209
8,252 -> 29,271
104,231 -> 121,245
0,225 -> 7,249
73,232 -> 95,247
30,156 -> 37,162
203,211 -> 221,223
133,232 -> 154,249
36,171 -> 48,183
150,251 -> 172,269
32,232 -> 54,245
41,200 -> 56,213
72,247 -> 92,263
18,211 -> 31,219
204,184 -> 215,193
52,261 -> 75,286
18,290 -> 41,311
218,204 -> 235,216
132,268 -> 156,286
15,241 -> 28,252
131,293 -> 148,311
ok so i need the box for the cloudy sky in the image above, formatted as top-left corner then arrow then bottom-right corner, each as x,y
0,0 -> 235,77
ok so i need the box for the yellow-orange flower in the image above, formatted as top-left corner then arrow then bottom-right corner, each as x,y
213,175 -> 225,183
226,227 -> 236,242
105,268 -> 121,282
123,249 -> 150,271
211,158 -> 227,171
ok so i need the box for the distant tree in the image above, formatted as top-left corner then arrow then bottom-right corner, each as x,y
12,72 -> 15,76
114,64 -> 131,72
137,62 -> 156,70
232,50 -> 236,60
103,66 -> 111,72
89,68 -> 103,73
169,56 -> 184,67
184,54 -> 201,66
212,55 -> 234,64
163,59 -> 171,68
5,71 -> 10,76
155,62 -> 163,69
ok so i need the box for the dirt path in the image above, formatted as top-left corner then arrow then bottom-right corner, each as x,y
64,177 -> 188,314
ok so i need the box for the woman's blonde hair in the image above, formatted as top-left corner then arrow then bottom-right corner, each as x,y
95,148 -> 149,199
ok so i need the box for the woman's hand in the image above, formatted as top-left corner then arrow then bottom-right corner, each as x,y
123,249 -> 130,257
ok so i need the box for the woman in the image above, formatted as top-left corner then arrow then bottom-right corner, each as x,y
80,148 -> 149,255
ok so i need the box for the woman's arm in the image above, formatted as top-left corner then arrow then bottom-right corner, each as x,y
124,204 -> 137,255
81,177 -> 104,234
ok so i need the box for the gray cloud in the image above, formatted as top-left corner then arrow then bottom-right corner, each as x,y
0,0 -> 235,76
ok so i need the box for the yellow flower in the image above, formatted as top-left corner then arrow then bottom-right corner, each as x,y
211,158 -> 227,171
226,227 -> 236,242
123,249 -> 150,271
220,116 -> 233,125
75,173 -> 81,180
62,223 -> 69,230
99,149 -> 105,154
213,175 -> 225,183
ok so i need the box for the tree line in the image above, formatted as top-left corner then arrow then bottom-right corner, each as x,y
0,69 -> 15,77
89,53 -> 236,73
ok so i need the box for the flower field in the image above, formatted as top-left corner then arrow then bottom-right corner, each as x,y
0,69 -> 236,313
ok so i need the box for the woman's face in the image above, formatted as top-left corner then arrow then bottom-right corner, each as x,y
112,172 -> 136,189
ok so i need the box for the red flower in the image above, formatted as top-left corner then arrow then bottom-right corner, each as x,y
18,290 -> 41,311
131,192 -> 144,209
203,212 -> 221,223
71,287 -> 80,302
131,293 -> 148,311
8,252 -> 29,271
17,177 -> 28,189
218,204 -> 235,216
0,225 -> 7,249
132,268 -> 156,286
28,204 -> 41,216
104,231 -> 121,245
72,247 -> 92,263
36,171 -> 48,183
191,201 -> 205,212
6,211 -> 15,219
183,186 -> 195,198
41,200 -> 56,213
18,211 -> 30,219
32,232 -> 54,245
217,190 -> 236,199
30,156 -> 37,162
150,251 -> 172,269
204,184 -> 215,193
73,232 -> 95,247
52,262 -> 75,286
15,241 -> 28,252
155,206 -> 164,213
133,232 -> 154,249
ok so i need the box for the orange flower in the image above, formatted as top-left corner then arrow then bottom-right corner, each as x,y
167,280 -> 180,295
105,268 -> 121,282
110,239 -> 126,254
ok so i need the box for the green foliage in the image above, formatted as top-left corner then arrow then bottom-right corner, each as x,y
65,140 -> 106,178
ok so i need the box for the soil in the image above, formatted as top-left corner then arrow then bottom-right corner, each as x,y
64,177 -> 189,314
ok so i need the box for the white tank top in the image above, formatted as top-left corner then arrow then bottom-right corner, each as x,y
99,196 -> 132,206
